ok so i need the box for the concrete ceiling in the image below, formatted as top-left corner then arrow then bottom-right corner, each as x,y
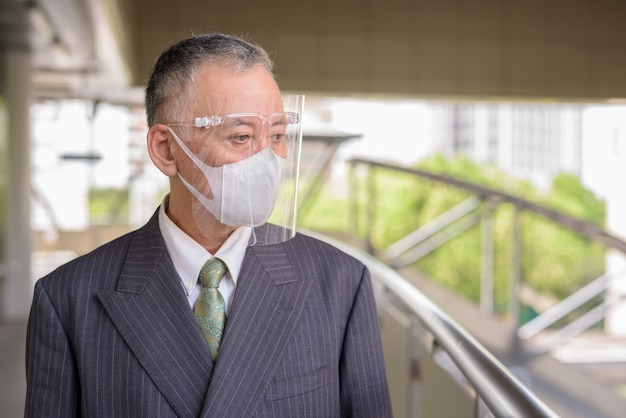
2,0 -> 626,106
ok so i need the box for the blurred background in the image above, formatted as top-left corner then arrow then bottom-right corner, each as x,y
2,0 -> 626,417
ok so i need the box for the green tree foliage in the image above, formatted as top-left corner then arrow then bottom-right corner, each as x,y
88,188 -> 129,224
300,155 -> 606,312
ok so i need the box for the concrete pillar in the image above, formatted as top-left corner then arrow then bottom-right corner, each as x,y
1,47 -> 33,319
606,251 -> 626,336
605,145 -> 626,336
592,105 -> 626,337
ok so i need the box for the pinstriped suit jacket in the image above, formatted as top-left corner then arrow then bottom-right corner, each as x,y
25,210 -> 392,417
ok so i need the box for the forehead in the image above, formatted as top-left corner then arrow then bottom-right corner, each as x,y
190,63 -> 283,115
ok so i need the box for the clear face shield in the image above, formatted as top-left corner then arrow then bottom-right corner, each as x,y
167,95 -> 304,246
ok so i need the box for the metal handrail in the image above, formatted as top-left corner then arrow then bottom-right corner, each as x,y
348,157 -> 626,355
385,196 -> 483,264
306,230 -> 559,418
349,158 -> 626,254
518,273 -> 611,340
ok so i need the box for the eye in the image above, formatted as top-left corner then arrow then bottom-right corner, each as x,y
218,117 -> 257,144
269,124 -> 287,142
230,134 -> 252,144
270,133 -> 285,142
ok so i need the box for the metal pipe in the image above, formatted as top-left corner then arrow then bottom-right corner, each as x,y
385,196 -> 481,260
480,204 -> 494,314
307,230 -> 559,418
518,273 -> 610,340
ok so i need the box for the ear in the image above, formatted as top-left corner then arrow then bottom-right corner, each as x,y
147,124 -> 178,177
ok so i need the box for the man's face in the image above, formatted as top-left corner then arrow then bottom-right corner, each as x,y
182,63 -> 286,168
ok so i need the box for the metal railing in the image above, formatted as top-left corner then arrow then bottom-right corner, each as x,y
347,158 -> 626,359
306,230 -> 559,418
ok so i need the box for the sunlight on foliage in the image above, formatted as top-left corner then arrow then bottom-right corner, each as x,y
300,154 -> 606,314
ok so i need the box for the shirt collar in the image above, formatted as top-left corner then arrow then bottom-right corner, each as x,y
158,196 -> 251,292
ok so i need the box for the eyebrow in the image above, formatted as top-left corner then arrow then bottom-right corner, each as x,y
225,116 -> 255,127
226,114 -> 288,127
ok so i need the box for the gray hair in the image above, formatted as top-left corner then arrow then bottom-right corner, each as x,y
144,33 -> 274,127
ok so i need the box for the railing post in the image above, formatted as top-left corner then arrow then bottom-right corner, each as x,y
509,204 -> 523,360
480,201 -> 494,314
348,160 -> 358,237
365,166 -> 376,255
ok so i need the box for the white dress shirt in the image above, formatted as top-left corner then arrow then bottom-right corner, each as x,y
158,197 -> 252,314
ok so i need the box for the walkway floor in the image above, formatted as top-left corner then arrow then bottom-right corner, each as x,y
397,265 -> 626,418
0,318 -> 27,417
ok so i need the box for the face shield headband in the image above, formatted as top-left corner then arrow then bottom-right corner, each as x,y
168,95 -> 305,246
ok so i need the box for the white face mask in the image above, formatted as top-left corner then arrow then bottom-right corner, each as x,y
168,127 -> 285,227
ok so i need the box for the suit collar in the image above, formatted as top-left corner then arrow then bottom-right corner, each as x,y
98,211 -> 213,418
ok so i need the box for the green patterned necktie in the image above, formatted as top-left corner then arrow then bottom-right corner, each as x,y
194,258 -> 227,361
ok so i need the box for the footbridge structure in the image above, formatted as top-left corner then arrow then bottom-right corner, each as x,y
305,157 -> 626,418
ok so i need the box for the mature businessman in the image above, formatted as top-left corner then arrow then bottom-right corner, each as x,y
25,33 -> 392,417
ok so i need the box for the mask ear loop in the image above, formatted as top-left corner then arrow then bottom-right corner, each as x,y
168,126 -> 226,224
167,127 -> 213,170
249,227 -> 258,246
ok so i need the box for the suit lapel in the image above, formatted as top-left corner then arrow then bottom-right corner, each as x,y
201,240 -> 313,417
97,216 -> 213,418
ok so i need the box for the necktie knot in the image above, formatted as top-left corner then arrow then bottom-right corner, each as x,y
194,257 -> 228,361
200,258 -> 227,288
